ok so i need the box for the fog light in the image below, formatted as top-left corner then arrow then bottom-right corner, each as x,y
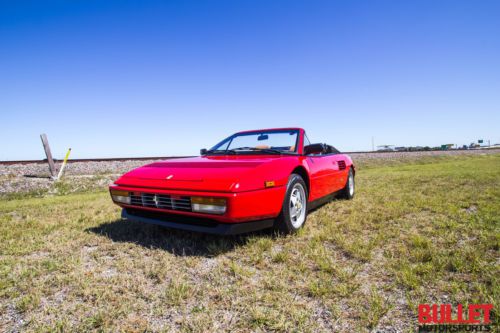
191,197 -> 226,215
110,189 -> 131,204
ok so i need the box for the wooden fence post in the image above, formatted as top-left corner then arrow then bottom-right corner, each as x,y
40,134 -> 57,178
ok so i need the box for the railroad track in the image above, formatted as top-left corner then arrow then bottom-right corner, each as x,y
2,148 -> 498,165
0,152 -> 376,165
0,156 -> 192,165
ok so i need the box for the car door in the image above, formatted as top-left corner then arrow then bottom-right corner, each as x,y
305,155 -> 336,201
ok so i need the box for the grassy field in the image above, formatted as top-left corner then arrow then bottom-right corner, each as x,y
1,154 -> 499,332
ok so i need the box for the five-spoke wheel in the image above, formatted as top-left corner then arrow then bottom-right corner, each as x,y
275,174 -> 308,234
289,183 -> 306,229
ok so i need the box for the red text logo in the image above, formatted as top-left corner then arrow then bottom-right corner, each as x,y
418,304 -> 494,325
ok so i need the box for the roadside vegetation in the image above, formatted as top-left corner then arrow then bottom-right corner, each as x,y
0,154 -> 499,332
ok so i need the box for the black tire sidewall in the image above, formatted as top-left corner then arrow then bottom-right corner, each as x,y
343,168 -> 355,199
276,174 -> 308,233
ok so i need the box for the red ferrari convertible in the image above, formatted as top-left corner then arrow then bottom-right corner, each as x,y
110,128 -> 355,234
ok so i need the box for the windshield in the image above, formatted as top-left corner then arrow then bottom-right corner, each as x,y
209,130 -> 299,155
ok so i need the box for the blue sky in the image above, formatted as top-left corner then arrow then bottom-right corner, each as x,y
1,0 -> 499,160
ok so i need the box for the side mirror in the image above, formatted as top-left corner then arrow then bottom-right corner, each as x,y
200,148 -> 208,155
304,143 -> 325,155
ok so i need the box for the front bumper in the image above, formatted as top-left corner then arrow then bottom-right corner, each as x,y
110,185 -> 286,223
122,208 -> 274,235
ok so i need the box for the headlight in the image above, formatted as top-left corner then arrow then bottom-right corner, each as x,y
191,197 -> 226,215
110,189 -> 131,204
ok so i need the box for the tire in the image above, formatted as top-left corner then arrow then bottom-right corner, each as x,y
274,174 -> 308,234
339,168 -> 355,200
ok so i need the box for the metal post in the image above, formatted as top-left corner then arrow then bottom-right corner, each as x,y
40,134 -> 57,178
56,148 -> 72,181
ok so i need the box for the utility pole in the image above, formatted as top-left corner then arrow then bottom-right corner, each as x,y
371,136 -> 375,152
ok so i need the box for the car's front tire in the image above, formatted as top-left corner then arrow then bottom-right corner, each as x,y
274,174 -> 308,234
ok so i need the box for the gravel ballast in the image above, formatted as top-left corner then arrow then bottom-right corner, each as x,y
1,149 -> 499,196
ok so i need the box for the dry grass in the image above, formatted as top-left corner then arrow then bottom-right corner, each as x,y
0,154 -> 499,332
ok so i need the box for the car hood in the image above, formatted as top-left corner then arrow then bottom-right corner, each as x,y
114,156 -> 296,192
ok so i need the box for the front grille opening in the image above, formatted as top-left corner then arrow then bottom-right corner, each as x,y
130,193 -> 192,212
125,208 -> 219,228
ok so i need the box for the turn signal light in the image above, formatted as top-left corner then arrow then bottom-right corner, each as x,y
191,197 -> 227,215
110,189 -> 131,204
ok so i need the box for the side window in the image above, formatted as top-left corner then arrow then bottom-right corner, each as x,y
304,134 -> 311,147
218,140 -> 231,151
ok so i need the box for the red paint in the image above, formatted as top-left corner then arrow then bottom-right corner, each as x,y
110,128 -> 354,223
418,304 -> 494,325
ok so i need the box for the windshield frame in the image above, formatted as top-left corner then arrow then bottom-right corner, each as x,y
208,129 -> 301,155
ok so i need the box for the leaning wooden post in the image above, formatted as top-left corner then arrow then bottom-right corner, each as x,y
40,133 -> 57,179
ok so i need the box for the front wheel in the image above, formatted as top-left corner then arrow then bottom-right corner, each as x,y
274,174 -> 308,234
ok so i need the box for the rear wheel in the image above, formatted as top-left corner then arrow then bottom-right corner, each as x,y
339,168 -> 355,199
274,174 -> 308,234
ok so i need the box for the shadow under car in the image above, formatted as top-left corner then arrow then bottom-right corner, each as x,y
86,218 -> 275,257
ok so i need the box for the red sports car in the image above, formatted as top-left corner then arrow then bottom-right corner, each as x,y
109,128 -> 355,234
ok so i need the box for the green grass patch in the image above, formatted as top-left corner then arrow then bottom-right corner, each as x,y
0,154 -> 499,332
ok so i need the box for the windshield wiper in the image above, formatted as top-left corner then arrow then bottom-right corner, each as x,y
260,149 -> 296,155
205,149 -> 237,155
